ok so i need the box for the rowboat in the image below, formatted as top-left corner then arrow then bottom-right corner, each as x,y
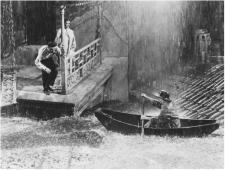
94,108 -> 220,137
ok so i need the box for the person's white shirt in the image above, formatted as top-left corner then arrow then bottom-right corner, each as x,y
55,27 -> 76,56
35,45 -> 61,73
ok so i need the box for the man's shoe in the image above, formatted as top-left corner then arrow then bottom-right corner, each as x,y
43,90 -> 50,95
48,87 -> 54,92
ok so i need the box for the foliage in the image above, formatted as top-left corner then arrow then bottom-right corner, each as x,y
1,1 -> 15,61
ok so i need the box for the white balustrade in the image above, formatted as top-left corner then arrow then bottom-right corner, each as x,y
59,5 -> 102,94
65,38 -> 101,92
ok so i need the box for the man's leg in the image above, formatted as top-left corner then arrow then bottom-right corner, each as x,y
49,68 -> 58,86
42,71 -> 50,94
158,116 -> 171,128
170,118 -> 181,128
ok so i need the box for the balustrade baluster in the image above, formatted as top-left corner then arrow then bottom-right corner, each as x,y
62,39 -> 101,93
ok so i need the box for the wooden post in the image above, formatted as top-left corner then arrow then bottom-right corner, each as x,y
98,2 -> 102,64
126,1 -> 131,98
9,1 -> 17,104
60,5 -> 67,94
141,96 -> 145,137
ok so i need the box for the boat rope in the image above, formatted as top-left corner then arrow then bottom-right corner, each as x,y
98,110 -> 142,128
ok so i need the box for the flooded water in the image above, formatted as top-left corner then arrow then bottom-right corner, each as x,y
69,115 -> 223,169
1,102 -> 224,169
1,127 -> 224,169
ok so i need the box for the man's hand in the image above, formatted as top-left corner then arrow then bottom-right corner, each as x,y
56,67 -> 61,71
45,68 -> 51,74
141,93 -> 147,98
61,48 -> 65,55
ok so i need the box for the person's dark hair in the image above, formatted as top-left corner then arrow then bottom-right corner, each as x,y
160,90 -> 171,103
65,18 -> 70,23
47,41 -> 57,48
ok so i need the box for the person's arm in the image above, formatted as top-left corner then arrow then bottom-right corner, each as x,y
141,93 -> 158,103
55,29 -> 62,46
71,31 -> 76,50
141,93 -> 162,109
35,46 -> 51,73
52,46 -> 62,68
55,46 -> 62,55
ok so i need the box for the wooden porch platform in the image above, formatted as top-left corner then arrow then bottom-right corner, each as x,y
16,58 -> 116,119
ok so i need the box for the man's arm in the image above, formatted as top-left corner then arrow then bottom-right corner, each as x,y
51,46 -> 62,68
55,29 -> 62,46
71,31 -> 76,50
35,46 -> 51,73
56,46 -> 62,55
141,93 -> 162,109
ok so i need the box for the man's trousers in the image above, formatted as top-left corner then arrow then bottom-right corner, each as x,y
41,58 -> 58,91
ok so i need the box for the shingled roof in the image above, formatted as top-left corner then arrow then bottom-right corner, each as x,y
176,64 -> 224,123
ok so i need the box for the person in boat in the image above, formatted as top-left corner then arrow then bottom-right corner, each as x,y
142,90 -> 181,128
55,19 -> 76,56
35,41 -> 61,95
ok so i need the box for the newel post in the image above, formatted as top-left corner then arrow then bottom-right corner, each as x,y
60,5 -> 67,94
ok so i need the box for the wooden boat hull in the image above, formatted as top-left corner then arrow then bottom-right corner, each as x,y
95,109 -> 220,137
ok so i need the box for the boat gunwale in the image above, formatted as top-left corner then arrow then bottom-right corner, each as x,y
96,109 -> 219,130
